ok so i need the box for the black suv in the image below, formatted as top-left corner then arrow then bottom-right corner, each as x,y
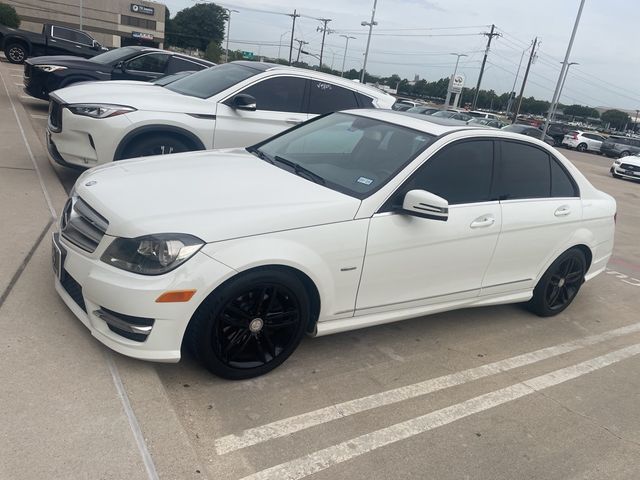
600,136 -> 640,158
546,123 -> 574,146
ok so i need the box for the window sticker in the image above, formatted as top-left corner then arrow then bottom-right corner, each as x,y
316,82 -> 333,90
356,176 -> 374,185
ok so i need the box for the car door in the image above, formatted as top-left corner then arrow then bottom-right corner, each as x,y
213,75 -> 309,149
582,133 -> 602,151
113,52 -> 170,81
481,140 -> 582,296
355,139 -> 502,314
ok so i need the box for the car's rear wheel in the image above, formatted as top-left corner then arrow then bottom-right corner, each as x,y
526,248 -> 586,317
119,133 -> 191,160
620,151 -> 630,157
186,270 -> 310,379
576,143 -> 588,152
5,43 -> 27,64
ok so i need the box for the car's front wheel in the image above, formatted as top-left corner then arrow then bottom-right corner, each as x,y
620,151 -> 630,157
527,248 -> 587,317
5,43 -> 27,64
119,133 -> 191,160
610,167 -> 622,179
187,269 -> 310,379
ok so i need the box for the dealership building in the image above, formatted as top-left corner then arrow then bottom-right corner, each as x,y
4,0 -> 166,48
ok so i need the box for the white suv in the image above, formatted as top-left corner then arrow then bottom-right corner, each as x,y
45,61 -> 395,168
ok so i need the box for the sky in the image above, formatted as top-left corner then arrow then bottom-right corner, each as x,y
162,0 -> 640,111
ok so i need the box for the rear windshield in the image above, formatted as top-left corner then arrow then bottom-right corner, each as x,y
165,63 -> 259,99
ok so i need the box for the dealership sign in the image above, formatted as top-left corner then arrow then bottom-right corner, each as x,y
449,74 -> 465,94
131,3 -> 155,15
132,31 -> 154,40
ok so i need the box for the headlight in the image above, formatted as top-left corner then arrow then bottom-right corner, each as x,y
35,65 -> 67,73
614,160 -> 621,165
101,234 -> 204,275
67,104 -> 136,119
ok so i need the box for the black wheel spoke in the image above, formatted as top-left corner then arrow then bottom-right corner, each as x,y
221,312 -> 248,328
547,285 -> 561,306
566,271 -> 583,283
265,311 -> 299,329
226,305 -> 252,321
261,331 -> 277,358
255,337 -> 269,364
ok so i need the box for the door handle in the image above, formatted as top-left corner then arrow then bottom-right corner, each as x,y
285,118 -> 303,125
470,215 -> 495,229
76,45 -> 82,48
554,205 -> 571,217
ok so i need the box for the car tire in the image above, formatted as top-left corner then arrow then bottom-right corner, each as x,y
610,167 -> 622,179
186,269 -> 310,379
620,151 -> 630,158
4,43 -> 28,64
119,133 -> 192,159
576,143 -> 588,152
526,248 -> 587,317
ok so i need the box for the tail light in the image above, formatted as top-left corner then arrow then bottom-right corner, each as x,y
572,133 -> 578,139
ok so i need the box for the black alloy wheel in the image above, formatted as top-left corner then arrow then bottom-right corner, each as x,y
527,249 -> 586,317
187,270 -> 310,379
5,43 -> 27,64
120,133 -> 191,160
576,143 -> 588,152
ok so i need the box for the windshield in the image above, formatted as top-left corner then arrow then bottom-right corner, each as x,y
252,113 -> 436,199
502,124 -> 527,133
89,47 -> 139,64
166,63 -> 259,99
431,111 -> 454,118
152,71 -> 194,86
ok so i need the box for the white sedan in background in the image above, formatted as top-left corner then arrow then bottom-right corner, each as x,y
45,61 -> 395,168
52,111 -> 616,379
610,155 -> 640,180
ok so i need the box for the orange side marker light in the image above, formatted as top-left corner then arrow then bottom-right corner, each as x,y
156,290 -> 197,303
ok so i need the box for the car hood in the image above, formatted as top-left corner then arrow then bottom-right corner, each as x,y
74,149 -> 361,242
27,55 -> 101,70
52,81 -> 210,113
619,155 -> 640,167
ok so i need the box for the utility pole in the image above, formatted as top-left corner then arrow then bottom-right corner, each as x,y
543,0 -> 586,136
340,35 -> 356,77
316,18 -> 332,69
444,53 -> 467,107
223,8 -> 239,63
294,39 -> 308,63
360,0 -> 378,83
506,42 -> 531,115
553,61 -> 579,120
472,24 -> 499,109
79,0 -> 83,30
287,10 -> 301,65
513,37 -> 538,123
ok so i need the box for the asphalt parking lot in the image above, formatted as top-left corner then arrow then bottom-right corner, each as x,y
2,56 -> 640,480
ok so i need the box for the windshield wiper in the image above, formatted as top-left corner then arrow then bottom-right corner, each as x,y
274,156 -> 325,185
246,146 -> 274,164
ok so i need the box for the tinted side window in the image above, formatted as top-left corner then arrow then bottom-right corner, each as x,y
498,141 -> 550,199
551,159 -> 578,197
402,140 -> 494,205
126,53 -> 169,73
240,76 -> 306,113
167,56 -> 205,74
308,81 -> 359,114
355,92 -> 374,108
52,27 -> 75,42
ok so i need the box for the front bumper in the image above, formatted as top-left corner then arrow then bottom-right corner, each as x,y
53,230 -> 235,362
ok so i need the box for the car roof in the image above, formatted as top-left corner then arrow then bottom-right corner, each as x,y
343,109 -> 479,136
231,61 -> 394,99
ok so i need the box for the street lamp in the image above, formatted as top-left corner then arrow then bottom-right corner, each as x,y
340,35 -> 356,77
553,61 -> 579,120
444,53 -> 467,107
277,31 -> 290,61
360,0 -> 378,83
223,8 -> 239,63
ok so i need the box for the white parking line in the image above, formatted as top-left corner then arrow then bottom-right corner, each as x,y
215,321 -> 640,454
30,114 -> 48,120
11,74 -> 22,78
14,83 -> 22,87
240,343 -> 640,480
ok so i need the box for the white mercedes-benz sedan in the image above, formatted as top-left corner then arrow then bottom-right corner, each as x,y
52,110 -> 616,379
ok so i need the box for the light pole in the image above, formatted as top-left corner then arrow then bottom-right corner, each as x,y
340,35 -> 356,77
553,61 -> 579,120
636,109 -> 640,133
360,0 -> 378,83
223,8 -> 239,63
543,0 -> 586,136
79,0 -> 83,30
317,18 -> 332,68
444,53 -> 467,107
506,43 -> 531,115
277,31 -> 290,61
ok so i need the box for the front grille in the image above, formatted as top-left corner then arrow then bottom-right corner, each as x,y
61,197 -> 109,253
620,163 -> 640,172
61,271 -> 86,312
48,99 -> 63,132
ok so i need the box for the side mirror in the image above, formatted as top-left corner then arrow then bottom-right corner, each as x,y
401,189 -> 449,221
232,93 -> 257,111
92,40 -> 102,50
115,61 -> 124,71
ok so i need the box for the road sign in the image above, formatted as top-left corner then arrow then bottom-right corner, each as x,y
241,51 -> 254,60
449,74 -> 465,94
